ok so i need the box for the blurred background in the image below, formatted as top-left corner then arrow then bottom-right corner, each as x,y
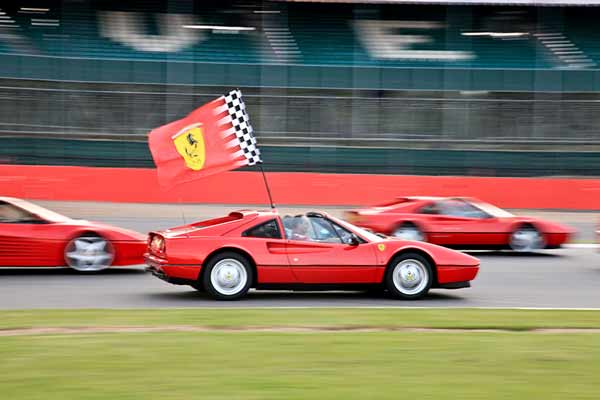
1,0 -> 599,177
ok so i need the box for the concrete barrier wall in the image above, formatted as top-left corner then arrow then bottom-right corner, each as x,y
2,164 -> 599,210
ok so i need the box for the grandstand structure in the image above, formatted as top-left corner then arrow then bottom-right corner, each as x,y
1,0 -> 599,176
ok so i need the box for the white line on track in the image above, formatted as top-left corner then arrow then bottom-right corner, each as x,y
564,244 -> 598,249
143,306 -> 600,310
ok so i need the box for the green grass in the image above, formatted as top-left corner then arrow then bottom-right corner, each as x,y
2,308 -> 600,330
1,331 -> 600,399
1,309 -> 600,399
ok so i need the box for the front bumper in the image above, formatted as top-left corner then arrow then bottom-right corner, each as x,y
144,253 -> 202,285
544,232 -> 572,247
437,280 -> 471,289
436,265 -> 479,285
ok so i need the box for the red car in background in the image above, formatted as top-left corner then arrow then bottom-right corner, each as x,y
346,197 -> 575,252
145,209 -> 479,300
0,197 -> 146,271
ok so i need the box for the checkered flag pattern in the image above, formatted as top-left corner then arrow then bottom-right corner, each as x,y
220,90 -> 262,166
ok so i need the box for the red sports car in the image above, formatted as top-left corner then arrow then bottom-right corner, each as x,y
145,209 -> 479,300
346,197 -> 575,251
0,197 -> 146,271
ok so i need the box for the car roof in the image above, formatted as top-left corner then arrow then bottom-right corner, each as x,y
401,196 -> 445,201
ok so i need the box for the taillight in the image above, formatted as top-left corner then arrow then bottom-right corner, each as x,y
149,234 -> 166,255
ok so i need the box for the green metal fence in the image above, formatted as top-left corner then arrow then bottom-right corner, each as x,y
3,54 -> 600,92
2,137 -> 599,177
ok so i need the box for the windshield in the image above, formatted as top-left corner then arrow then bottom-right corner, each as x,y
469,199 -> 514,218
8,199 -> 71,223
328,214 -> 384,242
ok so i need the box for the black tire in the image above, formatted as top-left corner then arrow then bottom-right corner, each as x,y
509,224 -> 545,252
384,253 -> 433,300
64,233 -> 114,272
203,252 -> 253,300
190,283 -> 205,292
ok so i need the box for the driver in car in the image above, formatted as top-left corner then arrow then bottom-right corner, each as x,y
290,216 -> 311,241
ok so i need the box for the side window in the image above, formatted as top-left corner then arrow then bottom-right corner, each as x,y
309,217 -> 342,243
283,215 -> 363,244
282,216 -> 294,239
439,200 -> 488,219
282,215 -> 341,243
283,216 -> 317,242
242,219 -> 282,239
0,202 -> 39,224
419,203 -> 439,215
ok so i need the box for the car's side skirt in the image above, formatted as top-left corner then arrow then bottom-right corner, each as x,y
255,283 -> 381,291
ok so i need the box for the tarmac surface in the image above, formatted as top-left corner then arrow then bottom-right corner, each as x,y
0,201 -> 598,309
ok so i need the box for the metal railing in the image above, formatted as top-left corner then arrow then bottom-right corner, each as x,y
2,79 -> 600,149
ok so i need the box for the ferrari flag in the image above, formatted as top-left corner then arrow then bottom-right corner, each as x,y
148,90 -> 261,188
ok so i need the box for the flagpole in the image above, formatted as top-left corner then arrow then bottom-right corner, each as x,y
258,163 -> 275,210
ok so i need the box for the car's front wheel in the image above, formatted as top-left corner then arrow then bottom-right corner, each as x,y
384,253 -> 433,300
64,234 -> 114,272
203,252 -> 253,300
509,225 -> 544,252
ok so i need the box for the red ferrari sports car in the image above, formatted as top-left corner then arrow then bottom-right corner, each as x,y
145,209 -> 479,300
0,197 -> 146,271
346,197 -> 575,251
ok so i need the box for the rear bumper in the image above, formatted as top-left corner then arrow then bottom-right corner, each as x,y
436,265 -> 479,285
144,254 -> 201,285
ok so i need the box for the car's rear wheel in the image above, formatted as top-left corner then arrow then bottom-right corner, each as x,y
392,223 -> 425,241
384,253 -> 433,300
64,234 -> 114,272
203,252 -> 253,300
509,225 -> 544,252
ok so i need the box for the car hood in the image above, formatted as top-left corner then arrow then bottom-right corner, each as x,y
61,219 -> 146,241
382,239 -> 480,267
505,216 -> 576,234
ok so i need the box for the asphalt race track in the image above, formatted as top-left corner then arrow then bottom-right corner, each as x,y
0,201 -> 598,309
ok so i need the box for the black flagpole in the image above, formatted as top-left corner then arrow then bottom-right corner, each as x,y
258,162 -> 275,210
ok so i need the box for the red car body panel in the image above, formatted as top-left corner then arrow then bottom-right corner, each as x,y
346,197 -> 575,249
145,210 -> 479,290
0,197 -> 146,267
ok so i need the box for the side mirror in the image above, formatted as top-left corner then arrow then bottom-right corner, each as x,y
346,233 -> 360,246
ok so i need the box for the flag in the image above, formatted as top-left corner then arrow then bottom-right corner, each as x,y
148,90 -> 262,188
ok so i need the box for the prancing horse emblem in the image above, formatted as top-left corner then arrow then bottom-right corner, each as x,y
172,124 -> 206,171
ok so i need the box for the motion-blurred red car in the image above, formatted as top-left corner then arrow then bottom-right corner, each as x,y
346,197 -> 575,252
0,197 -> 146,271
145,209 -> 479,300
